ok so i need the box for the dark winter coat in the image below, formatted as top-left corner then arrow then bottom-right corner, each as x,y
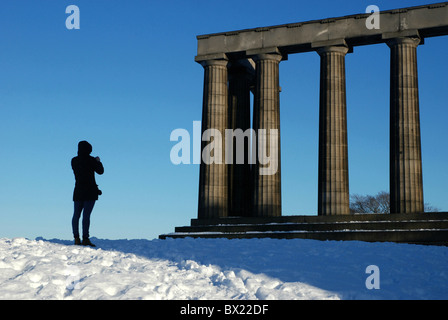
72,141 -> 104,201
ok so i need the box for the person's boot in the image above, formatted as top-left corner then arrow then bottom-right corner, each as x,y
82,237 -> 96,247
74,237 -> 81,245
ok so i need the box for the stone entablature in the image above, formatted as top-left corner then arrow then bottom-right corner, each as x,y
195,2 -> 448,61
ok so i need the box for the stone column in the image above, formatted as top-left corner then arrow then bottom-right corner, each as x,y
317,45 -> 350,216
387,37 -> 424,213
228,62 -> 253,217
252,53 -> 282,217
198,59 -> 229,219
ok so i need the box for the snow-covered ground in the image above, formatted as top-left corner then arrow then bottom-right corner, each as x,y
0,237 -> 447,300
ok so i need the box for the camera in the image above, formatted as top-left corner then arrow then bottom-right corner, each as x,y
96,185 -> 102,196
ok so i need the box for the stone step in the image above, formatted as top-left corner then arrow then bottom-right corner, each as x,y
175,219 -> 448,233
190,212 -> 448,226
159,212 -> 448,245
159,229 -> 448,246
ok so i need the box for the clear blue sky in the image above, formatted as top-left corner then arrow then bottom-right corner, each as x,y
1,0 -> 447,240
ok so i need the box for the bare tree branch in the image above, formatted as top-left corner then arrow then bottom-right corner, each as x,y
350,191 -> 439,214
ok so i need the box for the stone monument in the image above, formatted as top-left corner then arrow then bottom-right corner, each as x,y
160,3 -> 448,245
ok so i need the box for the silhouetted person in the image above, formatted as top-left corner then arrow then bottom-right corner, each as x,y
71,140 -> 104,246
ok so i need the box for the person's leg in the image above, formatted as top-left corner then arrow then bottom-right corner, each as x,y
81,200 -> 96,240
72,201 -> 84,245
72,201 -> 84,243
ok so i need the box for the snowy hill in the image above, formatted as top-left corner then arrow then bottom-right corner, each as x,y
0,237 -> 447,300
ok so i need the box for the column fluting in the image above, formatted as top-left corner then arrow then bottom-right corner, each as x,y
198,59 -> 229,219
388,37 -> 424,214
252,53 -> 282,217
317,45 -> 350,216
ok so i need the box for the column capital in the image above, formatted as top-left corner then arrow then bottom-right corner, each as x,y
251,53 -> 283,63
386,36 -> 421,48
383,30 -> 422,48
246,47 -> 284,62
195,52 -> 229,67
199,59 -> 229,68
316,45 -> 349,56
312,39 -> 350,56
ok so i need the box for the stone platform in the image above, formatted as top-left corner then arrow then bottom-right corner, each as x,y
159,212 -> 448,246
